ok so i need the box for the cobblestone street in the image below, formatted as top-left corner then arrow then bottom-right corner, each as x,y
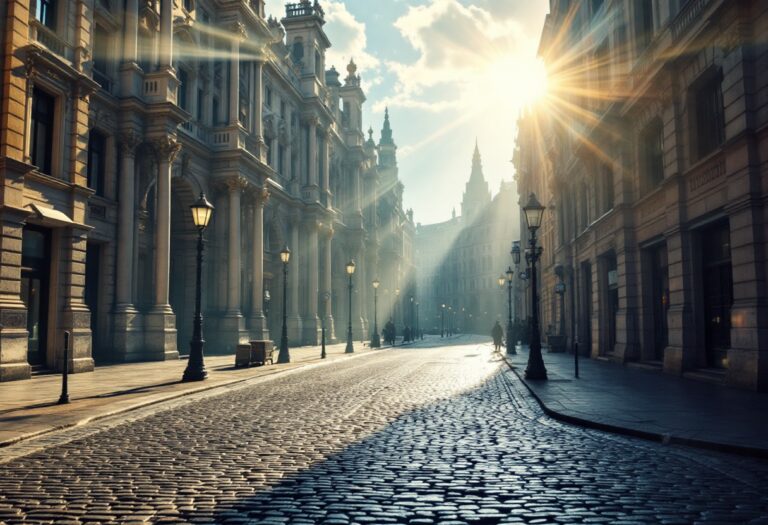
1,337 -> 767,524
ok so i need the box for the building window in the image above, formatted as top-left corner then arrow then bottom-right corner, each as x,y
635,0 -> 653,51
278,144 -> 285,175
197,87 -> 204,121
35,0 -> 56,29
93,25 -> 111,90
87,130 -> 107,197
183,0 -> 194,12
639,119 -> 663,196
601,165 -> 614,213
693,73 -> 724,160
292,39 -> 304,64
212,96 -> 220,125
314,50 -> 322,78
265,86 -> 272,108
31,88 -> 55,175
178,68 -> 188,111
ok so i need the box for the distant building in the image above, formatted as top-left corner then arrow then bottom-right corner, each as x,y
416,143 -> 520,335
515,0 -> 768,391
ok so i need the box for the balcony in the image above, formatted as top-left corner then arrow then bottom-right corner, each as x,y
671,0 -> 714,40
285,1 -> 324,19
29,20 -> 70,60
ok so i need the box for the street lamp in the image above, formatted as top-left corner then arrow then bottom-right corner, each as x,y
183,192 -> 214,382
345,260 -> 356,353
523,192 -> 547,380
441,303 -> 446,337
277,246 -> 291,364
371,279 -> 381,348
505,266 -> 516,355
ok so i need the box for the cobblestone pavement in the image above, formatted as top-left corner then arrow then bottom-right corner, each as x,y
1,337 -> 767,524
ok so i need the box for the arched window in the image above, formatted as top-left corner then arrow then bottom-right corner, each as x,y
291,39 -> 304,64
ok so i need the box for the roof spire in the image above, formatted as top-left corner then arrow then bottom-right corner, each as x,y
379,107 -> 394,146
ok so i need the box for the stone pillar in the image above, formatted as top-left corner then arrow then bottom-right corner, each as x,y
249,187 -> 270,340
145,138 -> 179,361
0,168 -> 32,381
287,215 -> 302,343
254,60 -> 265,160
355,249 -> 368,340
726,202 -> 768,391
229,44 -> 239,125
113,131 -> 143,361
613,228 -> 641,363
663,227 -> 698,375
159,0 -> 173,70
59,227 -> 95,374
322,129 -> 331,206
123,0 -> 139,64
322,225 -> 335,341
217,176 -> 250,352
303,219 -> 321,345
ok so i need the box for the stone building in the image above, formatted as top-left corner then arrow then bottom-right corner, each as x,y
416,143 -> 520,335
0,0 -> 413,381
515,0 -> 767,390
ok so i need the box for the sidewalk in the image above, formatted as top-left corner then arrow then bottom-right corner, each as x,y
0,341 -> 385,447
503,347 -> 768,457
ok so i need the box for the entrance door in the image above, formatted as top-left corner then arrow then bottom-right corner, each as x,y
21,227 -> 51,367
649,244 -> 669,361
701,222 -> 732,369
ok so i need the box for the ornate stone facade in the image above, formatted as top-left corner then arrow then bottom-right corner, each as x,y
0,0 -> 414,381
515,0 -> 768,391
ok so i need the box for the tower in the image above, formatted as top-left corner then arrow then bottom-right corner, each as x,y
281,0 -> 331,96
461,140 -> 491,223
378,108 -> 397,170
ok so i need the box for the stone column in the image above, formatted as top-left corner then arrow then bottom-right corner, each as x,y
228,23 -> 245,126
0,171 -> 32,381
287,214 -> 302,343
123,0 -> 139,63
145,138 -> 179,361
303,219 -> 320,345
322,225 -> 335,341
663,227 -> 698,375
249,187 -> 270,340
59,227 -> 95,374
219,176 -> 250,352
159,0 -> 173,70
322,129 -> 331,206
113,131 -> 143,361
254,60 -> 265,160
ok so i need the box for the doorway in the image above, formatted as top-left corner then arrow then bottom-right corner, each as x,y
701,221 -> 732,369
648,244 -> 669,361
21,226 -> 51,368
580,261 -> 592,355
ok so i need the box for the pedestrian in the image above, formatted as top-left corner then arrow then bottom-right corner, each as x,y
491,321 -> 503,352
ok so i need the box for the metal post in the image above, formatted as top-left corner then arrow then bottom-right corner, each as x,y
278,260 -> 290,363
525,231 -> 548,380
574,339 -> 579,379
345,273 -> 354,353
371,287 -> 380,348
58,331 -> 70,404
320,292 -> 327,359
183,229 -> 208,381
506,279 -> 516,355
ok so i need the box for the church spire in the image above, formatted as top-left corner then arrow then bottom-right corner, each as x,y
380,107 -> 395,146
469,139 -> 485,183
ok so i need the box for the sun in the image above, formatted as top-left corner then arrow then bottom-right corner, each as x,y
470,56 -> 550,114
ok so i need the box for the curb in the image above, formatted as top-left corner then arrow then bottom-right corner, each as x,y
0,347 -> 389,449
499,353 -> 768,460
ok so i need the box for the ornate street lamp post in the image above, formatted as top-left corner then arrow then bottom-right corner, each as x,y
523,193 -> 548,380
345,260 -> 356,353
320,291 -> 330,359
371,279 -> 381,348
441,303 -> 446,337
183,193 -> 214,382
277,246 -> 291,364
505,267 -> 516,354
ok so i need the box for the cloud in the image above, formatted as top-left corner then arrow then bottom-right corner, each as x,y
377,0 -> 533,112
323,1 -> 380,75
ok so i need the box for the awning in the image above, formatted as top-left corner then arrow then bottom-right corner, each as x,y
25,203 -> 74,227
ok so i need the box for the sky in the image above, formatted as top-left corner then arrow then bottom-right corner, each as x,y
265,0 -> 550,225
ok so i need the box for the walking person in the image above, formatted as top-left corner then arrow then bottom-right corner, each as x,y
491,321 -> 503,352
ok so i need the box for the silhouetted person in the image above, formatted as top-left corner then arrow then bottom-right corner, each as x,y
492,321 -> 503,352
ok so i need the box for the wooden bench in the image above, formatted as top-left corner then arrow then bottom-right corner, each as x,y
235,340 -> 275,368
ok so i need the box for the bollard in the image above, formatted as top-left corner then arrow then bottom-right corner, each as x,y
574,340 -> 579,379
58,331 -> 70,404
